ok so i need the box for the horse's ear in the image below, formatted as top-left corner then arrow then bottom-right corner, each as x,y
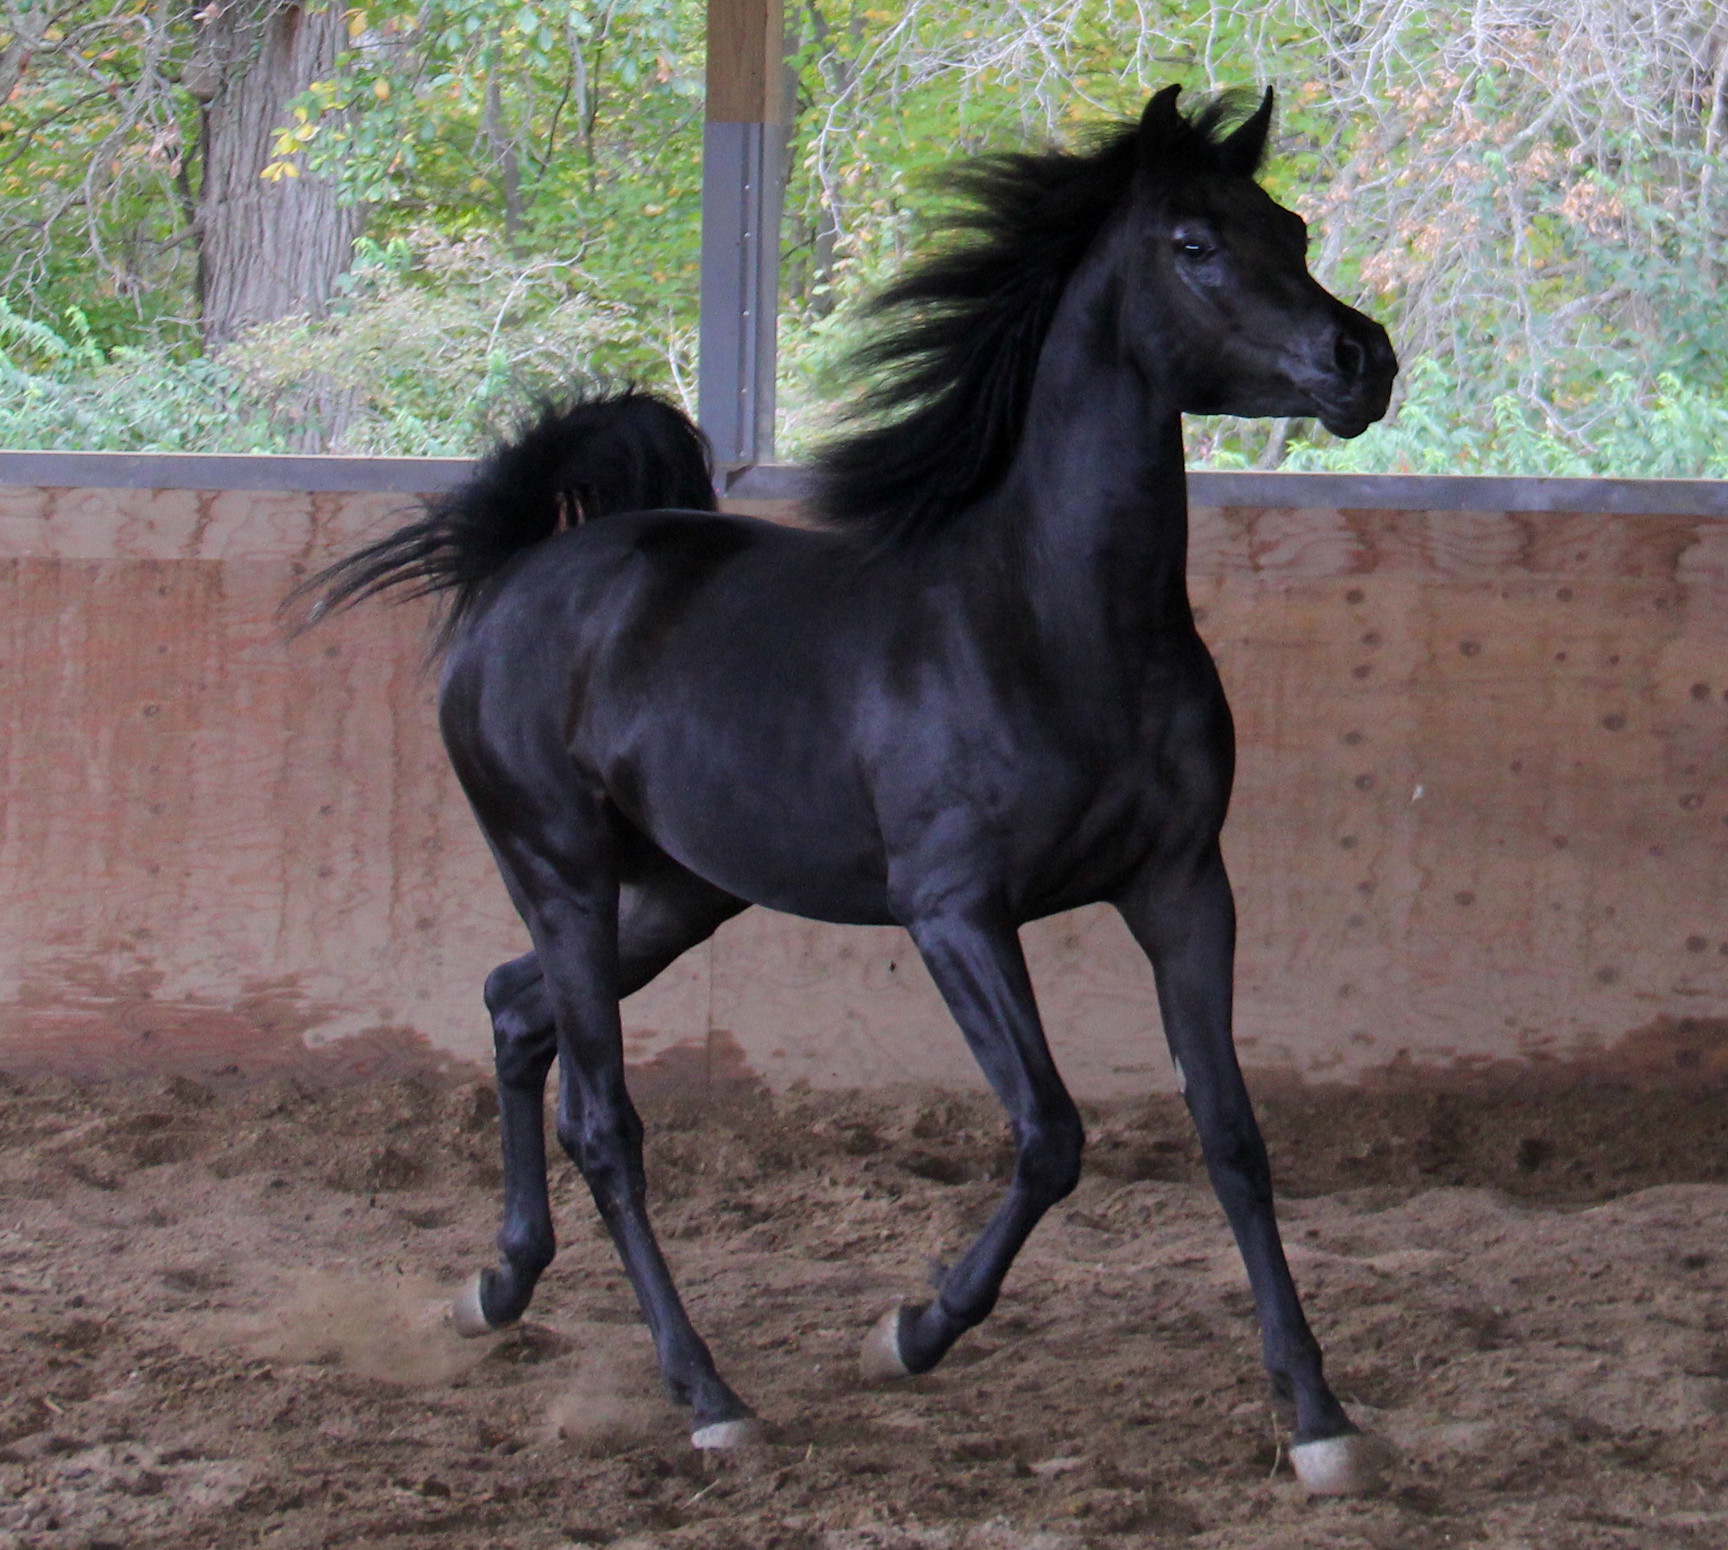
1218,86 -> 1275,175
1137,84 -> 1185,162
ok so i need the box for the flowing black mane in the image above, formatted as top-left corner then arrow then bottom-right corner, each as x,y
812,91 -> 1269,548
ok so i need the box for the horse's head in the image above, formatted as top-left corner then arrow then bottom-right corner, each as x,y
1120,86 -> 1396,438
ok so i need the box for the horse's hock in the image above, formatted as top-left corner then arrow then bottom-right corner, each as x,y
3,458 -> 1725,1094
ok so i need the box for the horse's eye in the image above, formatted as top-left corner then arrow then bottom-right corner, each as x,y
1173,236 -> 1215,261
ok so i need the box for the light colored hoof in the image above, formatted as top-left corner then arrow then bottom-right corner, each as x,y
859,1306 -> 912,1382
691,1417 -> 764,1450
447,1271 -> 501,1339
1289,1431 -> 1392,1496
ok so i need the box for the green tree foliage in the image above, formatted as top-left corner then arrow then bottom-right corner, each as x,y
270,1 -> 704,288
0,301 -> 282,450
0,0 -> 205,344
227,230 -> 694,452
2,0 -> 1725,472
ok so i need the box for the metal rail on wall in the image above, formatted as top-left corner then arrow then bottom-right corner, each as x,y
5,451 -> 1728,519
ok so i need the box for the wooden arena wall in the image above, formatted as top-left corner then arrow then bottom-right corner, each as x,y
2,458 -> 1725,1094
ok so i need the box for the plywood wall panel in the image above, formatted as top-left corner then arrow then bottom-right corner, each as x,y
1,486 -> 1723,1092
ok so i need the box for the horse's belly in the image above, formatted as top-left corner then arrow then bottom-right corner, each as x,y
612,760 -> 895,927
665,840 -> 896,927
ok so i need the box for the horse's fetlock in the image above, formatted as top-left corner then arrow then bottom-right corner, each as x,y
1013,1109 -> 1084,1202
1015,1141 -> 1083,1203
498,1224 -> 555,1272
939,1285 -> 996,1330
498,1216 -> 553,1252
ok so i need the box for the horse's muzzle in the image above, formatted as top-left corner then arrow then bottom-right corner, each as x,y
1314,316 -> 1398,438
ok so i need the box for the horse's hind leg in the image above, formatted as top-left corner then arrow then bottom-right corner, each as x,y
543,869 -> 757,1446
450,951 -> 558,1334
458,826 -> 754,1445
1115,844 -> 1384,1495
455,862 -> 746,1335
861,897 -> 1084,1380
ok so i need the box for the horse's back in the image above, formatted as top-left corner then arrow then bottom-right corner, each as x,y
438,507 -> 901,922
443,507 -> 845,694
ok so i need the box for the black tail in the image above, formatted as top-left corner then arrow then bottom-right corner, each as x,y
293,388 -> 715,649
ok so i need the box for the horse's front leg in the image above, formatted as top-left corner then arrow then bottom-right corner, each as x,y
1115,843 -> 1384,1495
861,901 -> 1084,1379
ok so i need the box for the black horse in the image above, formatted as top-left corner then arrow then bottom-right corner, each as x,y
305,86 -> 1397,1491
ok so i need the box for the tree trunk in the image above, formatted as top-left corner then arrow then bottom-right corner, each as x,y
195,0 -> 359,349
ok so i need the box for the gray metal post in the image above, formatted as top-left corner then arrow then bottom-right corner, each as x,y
698,0 -> 788,486
698,120 -> 786,478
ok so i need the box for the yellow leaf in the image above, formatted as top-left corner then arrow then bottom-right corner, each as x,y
348,9 -> 368,38
373,79 -> 390,101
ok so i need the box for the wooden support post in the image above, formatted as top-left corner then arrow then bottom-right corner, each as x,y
699,0 -> 787,481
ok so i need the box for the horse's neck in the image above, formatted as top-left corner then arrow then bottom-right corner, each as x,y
994,293 -> 1194,655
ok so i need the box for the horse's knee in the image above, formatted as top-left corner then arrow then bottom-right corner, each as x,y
1015,1106 -> 1085,1203
487,964 -> 554,1083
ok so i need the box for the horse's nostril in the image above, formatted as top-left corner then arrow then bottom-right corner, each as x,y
1333,330 -> 1367,381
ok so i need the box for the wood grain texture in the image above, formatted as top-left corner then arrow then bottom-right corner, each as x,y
704,0 -> 784,123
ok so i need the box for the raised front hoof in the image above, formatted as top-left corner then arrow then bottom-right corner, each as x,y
1289,1430 -> 1393,1496
691,1417 -> 765,1450
859,1306 -> 913,1382
447,1270 -> 512,1339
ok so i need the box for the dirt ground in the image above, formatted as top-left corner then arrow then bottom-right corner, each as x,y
4,1066 -> 1728,1550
